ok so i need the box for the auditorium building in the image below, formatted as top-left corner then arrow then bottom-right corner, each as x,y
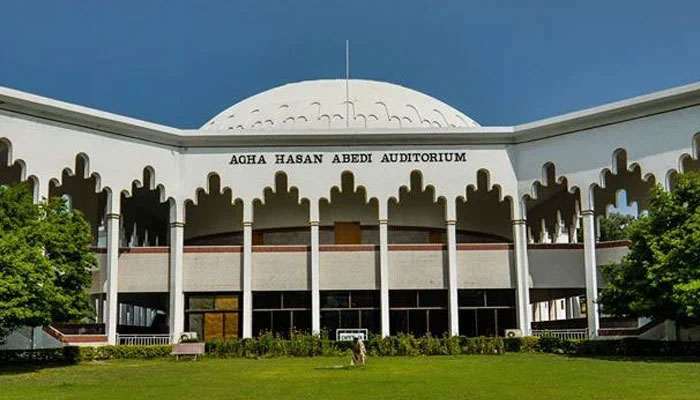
1,79 -> 699,345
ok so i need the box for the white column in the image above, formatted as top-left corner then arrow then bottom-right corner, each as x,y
446,219 -> 459,336
242,202 -> 253,338
582,209 -> 600,338
378,201 -> 390,337
105,210 -> 120,344
512,219 -> 531,335
309,216 -> 321,335
168,219 -> 185,343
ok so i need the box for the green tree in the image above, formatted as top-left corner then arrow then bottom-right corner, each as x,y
599,172 -> 700,335
599,212 -> 635,241
0,183 -> 95,341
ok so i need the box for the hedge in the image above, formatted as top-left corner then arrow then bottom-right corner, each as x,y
2,336 -> 699,365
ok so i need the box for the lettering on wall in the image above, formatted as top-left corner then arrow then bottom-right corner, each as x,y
228,152 -> 467,165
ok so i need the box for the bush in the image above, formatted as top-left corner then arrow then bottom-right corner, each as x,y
0,346 -> 80,365
78,345 -> 171,361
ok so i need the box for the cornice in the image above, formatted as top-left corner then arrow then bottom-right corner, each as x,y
2,81 -> 700,149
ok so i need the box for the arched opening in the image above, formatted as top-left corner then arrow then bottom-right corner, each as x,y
318,172 -> 381,339
388,171 -> 448,337
251,172 -> 311,338
182,174 -> 243,341
525,163 -> 584,328
455,170 -> 516,337
121,168 -> 169,247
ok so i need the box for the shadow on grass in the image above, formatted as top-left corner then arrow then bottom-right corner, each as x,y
0,362 -> 77,376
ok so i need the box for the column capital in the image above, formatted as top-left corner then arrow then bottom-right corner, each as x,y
243,221 -> 253,227
309,220 -> 320,227
511,219 -> 527,226
378,219 -> 388,225
446,219 -> 457,226
106,213 -> 121,220
581,209 -> 595,216
169,221 -> 185,228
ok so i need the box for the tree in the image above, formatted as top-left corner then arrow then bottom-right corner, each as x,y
598,212 -> 635,241
0,183 -> 95,342
599,172 -> 700,337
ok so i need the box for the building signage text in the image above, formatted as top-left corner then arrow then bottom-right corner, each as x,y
229,152 -> 467,165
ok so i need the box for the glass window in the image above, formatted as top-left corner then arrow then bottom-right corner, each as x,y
428,309 -> 448,337
351,291 -> 379,308
188,295 -> 215,311
340,310 -> 360,329
486,290 -> 515,307
188,314 -> 204,339
321,291 -> 349,309
496,308 -> 516,336
458,290 -> 486,307
459,309 -> 477,337
253,292 -> 281,309
216,295 -> 239,310
390,291 -> 417,308
283,291 -> 310,309
477,309 -> 496,337
419,291 -> 447,308
253,311 -> 272,336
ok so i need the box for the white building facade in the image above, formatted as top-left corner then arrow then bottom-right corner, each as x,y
1,79 -> 698,344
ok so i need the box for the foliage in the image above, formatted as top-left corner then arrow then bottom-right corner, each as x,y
598,212 -> 635,241
0,346 -> 80,365
0,183 -> 96,341
600,173 -> 700,331
78,345 -> 172,361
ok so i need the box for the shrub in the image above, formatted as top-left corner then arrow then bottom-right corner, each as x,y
78,345 -> 171,361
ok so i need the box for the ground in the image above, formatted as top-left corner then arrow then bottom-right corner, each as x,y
2,354 -> 699,400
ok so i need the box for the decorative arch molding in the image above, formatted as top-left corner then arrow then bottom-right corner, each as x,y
121,165 -> 168,204
523,162 -> 581,243
389,169 -> 447,209
388,170 -> 447,230
456,169 -> 513,242
319,171 -> 379,226
592,149 -> 657,215
0,138 -> 28,185
319,170 -> 379,207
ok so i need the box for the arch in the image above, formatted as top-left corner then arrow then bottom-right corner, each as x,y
252,171 -> 310,245
184,172 -> 244,246
388,170 -> 447,244
593,148 -> 657,216
456,169 -> 513,242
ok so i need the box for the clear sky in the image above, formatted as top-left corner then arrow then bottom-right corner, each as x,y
1,1 -> 699,129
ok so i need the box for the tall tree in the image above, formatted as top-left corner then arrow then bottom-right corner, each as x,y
0,183 -> 95,341
600,173 -> 700,336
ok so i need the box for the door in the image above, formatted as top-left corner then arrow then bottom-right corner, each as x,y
335,222 -> 362,244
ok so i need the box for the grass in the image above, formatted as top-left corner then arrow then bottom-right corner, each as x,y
2,354 -> 700,400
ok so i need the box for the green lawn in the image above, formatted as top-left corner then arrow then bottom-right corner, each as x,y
2,354 -> 699,400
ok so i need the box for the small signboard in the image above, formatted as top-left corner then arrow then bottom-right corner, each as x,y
336,328 -> 368,341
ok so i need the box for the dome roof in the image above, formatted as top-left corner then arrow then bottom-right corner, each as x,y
201,79 -> 479,131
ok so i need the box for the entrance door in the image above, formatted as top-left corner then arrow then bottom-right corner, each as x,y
335,222 -> 362,244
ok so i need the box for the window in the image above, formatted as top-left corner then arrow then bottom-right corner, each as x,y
320,291 -> 380,339
458,289 -> 516,337
252,291 -> 311,338
185,293 -> 241,341
389,290 -> 448,337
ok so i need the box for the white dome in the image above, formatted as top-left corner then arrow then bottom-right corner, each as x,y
201,79 -> 479,131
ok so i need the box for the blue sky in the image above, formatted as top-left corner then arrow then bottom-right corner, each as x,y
1,1 -> 699,128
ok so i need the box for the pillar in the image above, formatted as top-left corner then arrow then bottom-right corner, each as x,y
378,201 -> 390,337
242,202 -> 253,338
582,208 -> 600,338
309,201 -> 321,335
512,218 -> 531,335
105,198 -> 121,344
168,202 -> 185,343
446,218 -> 459,336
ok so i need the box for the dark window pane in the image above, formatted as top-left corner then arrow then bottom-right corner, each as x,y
340,310 -> 360,329
351,291 -> 379,308
477,309 -> 497,337
360,310 -> 380,335
252,311 -> 272,337
188,295 -> 215,310
487,290 -> 515,307
272,311 -> 291,338
419,290 -> 447,308
321,291 -> 349,309
321,311 -> 340,339
253,292 -> 281,309
458,290 -> 486,307
390,310 -> 409,336
292,310 -> 311,334
459,309 -> 477,337
428,309 -> 448,337
283,292 -> 310,309
496,308 -> 517,336
408,309 -> 428,336
187,313 -> 204,339
390,291 -> 417,308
